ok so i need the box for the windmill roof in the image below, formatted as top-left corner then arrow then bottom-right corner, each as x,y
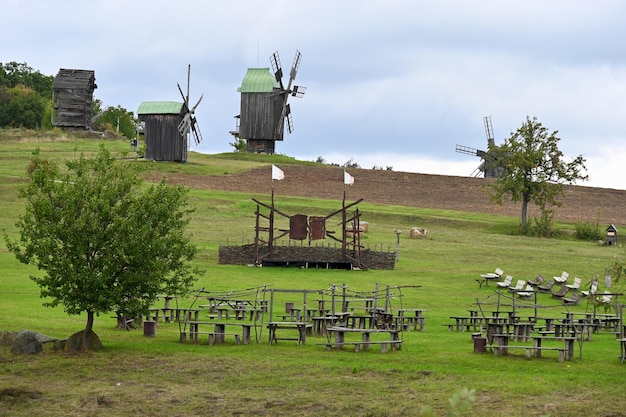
137,101 -> 184,115
237,68 -> 279,93
52,69 -> 96,90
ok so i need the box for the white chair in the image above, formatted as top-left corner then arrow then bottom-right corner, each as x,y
582,280 -> 598,297
496,275 -> 513,288
597,290 -> 613,305
481,267 -> 504,280
565,277 -> 582,291
554,271 -> 569,284
517,284 -> 534,298
509,280 -> 527,292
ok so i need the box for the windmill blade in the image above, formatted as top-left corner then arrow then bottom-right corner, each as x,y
276,99 -> 291,137
178,113 -> 191,137
285,50 -> 301,93
191,94 -> 203,113
291,85 -> 306,98
270,51 -> 284,90
286,104 -> 294,134
190,117 -> 203,145
177,83 -> 189,110
483,115 -> 495,146
455,144 -> 486,158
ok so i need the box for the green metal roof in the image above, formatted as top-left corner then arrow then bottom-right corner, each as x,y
137,101 -> 183,115
237,68 -> 279,93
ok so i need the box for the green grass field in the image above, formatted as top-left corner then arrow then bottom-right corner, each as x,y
1,133 -> 625,417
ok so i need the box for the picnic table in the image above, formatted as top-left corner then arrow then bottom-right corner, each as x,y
397,309 -> 425,331
489,332 -> 575,362
181,321 -> 259,344
267,322 -> 312,345
324,326 -> 402,352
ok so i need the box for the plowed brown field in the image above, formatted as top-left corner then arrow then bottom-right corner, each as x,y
154,164 -> 626,226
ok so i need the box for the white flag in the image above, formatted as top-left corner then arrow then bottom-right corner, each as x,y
272,165 -> 284,181
344,170 -> 354,185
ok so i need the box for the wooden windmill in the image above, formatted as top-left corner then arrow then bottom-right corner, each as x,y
231,50 -> 306,154
138,65 -> 203,162
51,69 -> 97,130
455,116 -> 502,178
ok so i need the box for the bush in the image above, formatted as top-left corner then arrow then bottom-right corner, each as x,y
524,208 -> 559,238
574,216 -> 603,241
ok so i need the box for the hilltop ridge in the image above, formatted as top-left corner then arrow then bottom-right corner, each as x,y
149,163 -> 626,226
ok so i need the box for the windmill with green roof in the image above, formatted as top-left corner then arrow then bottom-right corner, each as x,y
137,65 -> 203,162
231,50 -> 306,154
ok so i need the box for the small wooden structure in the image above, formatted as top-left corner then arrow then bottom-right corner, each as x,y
51,69 -> 97,129
606,224 -> 618,245
137,101 -> 187,162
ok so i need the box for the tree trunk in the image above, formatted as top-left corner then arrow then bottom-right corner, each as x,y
85,311 -> 94,333
521,198 -> 529,229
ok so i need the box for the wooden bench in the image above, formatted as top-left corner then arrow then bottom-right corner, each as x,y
486,344 -> 567,362
111,315 -> 135,330
180,331 -> 212,343
320,339 -> 403,353
209,332 -> 241,345
267,322 -> 313,345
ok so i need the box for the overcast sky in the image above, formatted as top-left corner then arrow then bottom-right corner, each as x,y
3,0 -> 626,189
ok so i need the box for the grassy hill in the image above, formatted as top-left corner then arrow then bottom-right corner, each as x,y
1,133 -> 625,417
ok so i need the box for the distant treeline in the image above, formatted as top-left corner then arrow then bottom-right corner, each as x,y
0,61 -> 135,138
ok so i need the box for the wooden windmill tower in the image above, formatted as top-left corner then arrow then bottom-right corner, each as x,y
231,50 -> 306,154
138,65 -> 203,162
455,116 -> 502,178
51,69 -> 97,130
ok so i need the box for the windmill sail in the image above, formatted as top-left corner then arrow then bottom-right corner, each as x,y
177,65 -> 204,146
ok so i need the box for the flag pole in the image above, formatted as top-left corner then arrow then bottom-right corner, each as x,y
269,175 -> 275,258
342,171 -> 347,260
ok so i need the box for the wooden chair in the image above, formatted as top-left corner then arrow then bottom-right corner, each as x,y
551,284 -> 569,299
496,275 -> 513,288
517,285 -> 534,299
537,279 -> 556,293
582,280 -> 598,297
527,275 -> 545,287
509,280 -> 527,293
554,271 -> 569,284
565,277 -> 582,291
562,292 -> 580,306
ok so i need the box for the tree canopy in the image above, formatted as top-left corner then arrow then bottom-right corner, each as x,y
0,62 -> 53,128
5,145 -> 201,350
0,61 -> 53,98
0,85 -> 47,128
486,116 -> 588,232
94,104 -> 137,139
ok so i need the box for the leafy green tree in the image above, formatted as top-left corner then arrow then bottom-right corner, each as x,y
487,116 -> 587,231
94,105 -> 137,139
0,85 -> 46,128
229,136 -> 247,152
5,145 -> 201,351
0,61 -> 53,98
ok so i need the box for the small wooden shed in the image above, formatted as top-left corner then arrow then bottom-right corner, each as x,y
137,101 -> 187,162
235,68 -> 284,154
51,69 -> 97,129
606,224 -> 618,245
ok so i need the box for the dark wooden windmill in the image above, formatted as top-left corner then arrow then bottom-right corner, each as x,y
137,65 -> 202,162
51,69 -> 97,129
455,116 -> 502,178
231,50 -> 306,154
